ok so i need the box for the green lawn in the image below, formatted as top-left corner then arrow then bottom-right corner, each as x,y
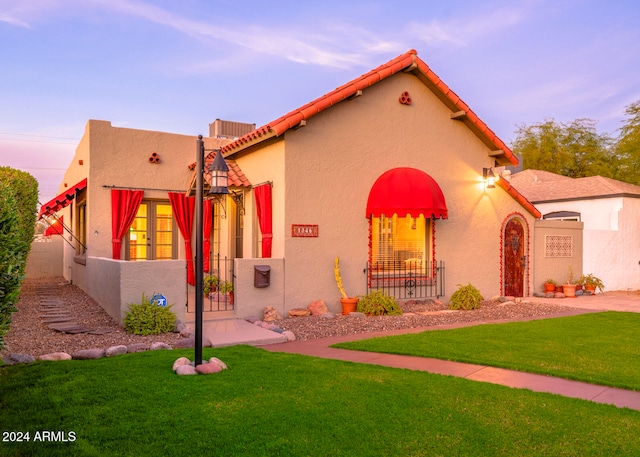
1,345 -> 640,456
334,311 -> 640,390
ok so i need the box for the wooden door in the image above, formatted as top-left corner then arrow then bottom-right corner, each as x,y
503,218 -> 525,297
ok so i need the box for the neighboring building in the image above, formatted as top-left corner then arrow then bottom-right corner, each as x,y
508,169 -> 640,291
37,49 -> 582,323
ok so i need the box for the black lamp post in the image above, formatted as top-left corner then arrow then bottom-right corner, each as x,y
194,135 -> 229,366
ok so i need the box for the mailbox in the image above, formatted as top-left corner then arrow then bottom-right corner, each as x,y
254,265 -> 271,288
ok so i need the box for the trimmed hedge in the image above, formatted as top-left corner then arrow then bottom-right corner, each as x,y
0,166 -> 38,350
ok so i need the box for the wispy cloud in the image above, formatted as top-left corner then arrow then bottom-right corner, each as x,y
406,4 -> 531,48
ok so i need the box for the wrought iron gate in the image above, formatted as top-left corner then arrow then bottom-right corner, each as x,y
187,255 -> 234,313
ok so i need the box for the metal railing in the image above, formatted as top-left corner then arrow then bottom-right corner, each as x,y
366,260 -> 445,299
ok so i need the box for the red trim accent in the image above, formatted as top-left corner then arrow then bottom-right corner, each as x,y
39,178 -> 87,218
222,49 -> 518,167
496,177 -> 541,219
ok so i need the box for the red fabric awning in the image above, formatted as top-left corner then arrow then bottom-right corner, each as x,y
366,168 -> 448,219
39,178 -> 88,219
44,216 -> 64,236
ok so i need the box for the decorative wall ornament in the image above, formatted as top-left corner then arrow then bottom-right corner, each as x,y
399,91 -> 412,105
148,152 -> 160,164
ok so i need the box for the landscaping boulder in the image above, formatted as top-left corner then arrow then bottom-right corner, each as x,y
105,345 -> 128,357
176,365 -> 198,375
209,357 -> 228,370
288,308 -> 311,317
308,299 -> 329,316
196,362 -> 222,375
263,306 -> 282,322
151,342 -> 172,351
173,338 -> 195,349
282,330 -> 296,342
173,357 -> 192,372
72,348 -> 105,360
37,352 -> 72,361
3,353 -> 36,365
127,343 -> 150,353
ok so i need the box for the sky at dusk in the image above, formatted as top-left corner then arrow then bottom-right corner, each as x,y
1,0 -> 639,204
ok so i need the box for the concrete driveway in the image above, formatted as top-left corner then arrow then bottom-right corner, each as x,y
526,290 -> 640,313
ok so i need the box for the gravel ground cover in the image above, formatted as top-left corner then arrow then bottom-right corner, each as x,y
273,299 -> 580,341
3,277 -> 581,357
1,277 -> 181,358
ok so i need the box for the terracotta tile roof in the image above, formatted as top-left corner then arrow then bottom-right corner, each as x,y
509,169 -> 640,203
496,176 -> 542,218
221,49 -> 518,166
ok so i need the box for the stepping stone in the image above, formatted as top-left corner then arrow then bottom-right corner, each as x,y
48,323 -> 81,331
63,327 -> 92,334
87,329 -> 114,335
43,317 -> 75,323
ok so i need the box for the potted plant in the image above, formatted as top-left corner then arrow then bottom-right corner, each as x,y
219,280 -> 234,304
334,257 -> 358,315
563,266 -> 577,298
582,273 -> 605,294
543,278 -> 557,293
203,274 -> 219,296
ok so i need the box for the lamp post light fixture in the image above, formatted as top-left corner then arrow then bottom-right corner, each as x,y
194,135 -> 229,366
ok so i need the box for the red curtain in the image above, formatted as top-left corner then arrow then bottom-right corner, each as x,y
168,192 -> 196,285
203,200 -> 213,272
111,189 -> 144,260
254,183 -> 273,258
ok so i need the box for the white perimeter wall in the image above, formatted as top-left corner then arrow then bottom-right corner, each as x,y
536,196 -> 640,291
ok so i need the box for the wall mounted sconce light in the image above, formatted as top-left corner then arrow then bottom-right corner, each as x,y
483,167 -> 496,188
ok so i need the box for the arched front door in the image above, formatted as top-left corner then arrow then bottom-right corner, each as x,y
503,216 -> 526,297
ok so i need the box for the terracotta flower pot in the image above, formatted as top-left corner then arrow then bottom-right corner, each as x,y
340,297 -> 359,315
544,283 -> 556,293
563,284 -> 577,298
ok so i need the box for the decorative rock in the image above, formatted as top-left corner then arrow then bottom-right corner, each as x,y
308,299 -> 329,316
180,327 -> 192,338
282,330 -> 296,342
288,308 -> 311,317
127,342 -> 150,353
176,365 -> 198,375
3,353 -> 36,365
150,342 -> 172,351
554,292 -> 566,298
37,352 -> 72,361
173,338 -> 195,348
173,357 -> 192,371
346,312 -> 366,318
271,326 -> 285,333
72,348 -> 105,360
245,316 -> 258,324
263,306 -> 282,322
320,312 -> 336,319
209,357 -> 228,370
174,320 -> 186,334
196,362 -> 222,374
105,345 -> 128,357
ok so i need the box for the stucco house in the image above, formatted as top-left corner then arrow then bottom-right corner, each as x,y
507,169 -> 640,291
39,49 -> 581,324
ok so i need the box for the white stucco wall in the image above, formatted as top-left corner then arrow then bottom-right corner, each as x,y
536,197 -> 640,291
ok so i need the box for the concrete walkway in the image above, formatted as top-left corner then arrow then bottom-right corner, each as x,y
259,292 -> 640,411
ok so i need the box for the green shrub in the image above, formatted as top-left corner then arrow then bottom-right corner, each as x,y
124,293 -> 176,335
0,167 -> 38,350
448,283 -> 483,310
357,289 -> 403,316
